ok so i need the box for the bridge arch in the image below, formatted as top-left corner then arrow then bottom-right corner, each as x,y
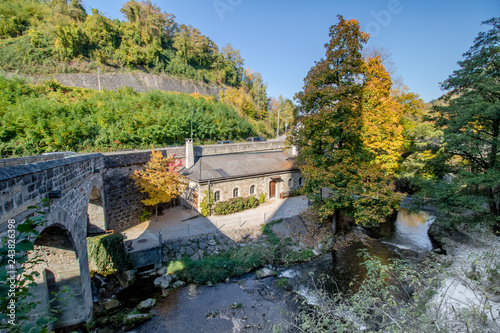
87,185 -> 107,234
29,220 -> 92,329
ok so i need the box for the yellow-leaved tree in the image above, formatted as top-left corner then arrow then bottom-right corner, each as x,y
131,149 -> 187,216
362,56 -> 405,174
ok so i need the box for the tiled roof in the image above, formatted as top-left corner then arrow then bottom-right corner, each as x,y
183,151 -> 298,182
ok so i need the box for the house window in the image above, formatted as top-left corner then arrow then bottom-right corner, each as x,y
250,185 -> 255,195
233,188 -> 239,198
288,178 -> 293,188
214,191 -> 220,202
299,177 -> 303,186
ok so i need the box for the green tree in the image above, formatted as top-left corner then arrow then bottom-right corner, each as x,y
220,43 -> 244,86
423,17 -> 500,226
82,9 -> 120,64
292,15 -> 401,230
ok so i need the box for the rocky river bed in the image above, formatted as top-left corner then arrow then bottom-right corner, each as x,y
90,208 -> 500,333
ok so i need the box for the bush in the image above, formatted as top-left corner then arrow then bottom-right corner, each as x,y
213,196 -> 260,215
290,187 -> 304,197
0,75 -> 258,157
200,190 -> 214,217
87,233 -> 129,276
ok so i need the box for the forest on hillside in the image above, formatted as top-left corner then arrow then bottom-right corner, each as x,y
0,0 -> 300,156
0,0 -> 244,85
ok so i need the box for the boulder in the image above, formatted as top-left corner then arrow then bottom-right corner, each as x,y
103,298 -> 121,310
172,280 -> 186,288
117,270 -> 136,289
123,313 -> 153,329
313,243 -> 324,256
256,267 -> 276,279
136,298 -> 156,311
154,274 -> 172,289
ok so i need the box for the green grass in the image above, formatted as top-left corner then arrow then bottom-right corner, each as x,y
261,219 -> 282,246
167,244 -> 275,284
165,220 -> 322,285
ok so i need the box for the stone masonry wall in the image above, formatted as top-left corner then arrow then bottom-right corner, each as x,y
16,72 -> 226,96
195,170 -> 302,211
0,152 -> 77,168
162,225 -> 265,263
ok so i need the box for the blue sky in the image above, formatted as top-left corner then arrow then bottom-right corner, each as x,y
82,0 -> 499,103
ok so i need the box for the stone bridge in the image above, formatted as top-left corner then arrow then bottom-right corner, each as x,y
0,154 -> 106,329
0,140 -> 285,329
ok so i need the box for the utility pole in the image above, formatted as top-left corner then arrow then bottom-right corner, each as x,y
277,108 -> 280,139
97,67 -> 101,91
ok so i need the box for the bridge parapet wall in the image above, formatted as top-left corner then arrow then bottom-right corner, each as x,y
0,153 -> 104,229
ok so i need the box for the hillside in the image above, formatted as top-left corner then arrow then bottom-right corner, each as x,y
0,0 -> 243,87
0,75 -> 274,157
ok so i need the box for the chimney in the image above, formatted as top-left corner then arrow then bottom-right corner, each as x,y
185,138 -> 194,168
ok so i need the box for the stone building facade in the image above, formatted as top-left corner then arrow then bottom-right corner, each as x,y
181,141 -> 302,212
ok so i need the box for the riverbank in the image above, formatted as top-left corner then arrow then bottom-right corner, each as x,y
90,211 -> 499,333
90,209 -> 334,332
427,225 -> 500,332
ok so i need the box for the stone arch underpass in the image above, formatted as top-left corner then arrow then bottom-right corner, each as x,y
0,154 -> 105,329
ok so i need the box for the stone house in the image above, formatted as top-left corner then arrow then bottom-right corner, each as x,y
181,139 -> 302,212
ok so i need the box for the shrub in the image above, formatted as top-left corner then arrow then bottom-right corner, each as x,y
87,233 -> 129,276
139,208 -> 151,222
289,187 -> 304,197
213,196 -> 260,215
259,192 -> 266,204
200,190 -> 214,217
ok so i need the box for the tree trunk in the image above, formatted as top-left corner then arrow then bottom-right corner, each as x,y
334,210 -> 351,235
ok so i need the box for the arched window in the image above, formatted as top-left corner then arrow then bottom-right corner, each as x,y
288,178 -> 293,188
233,188 -> 239,198
250,185 -> 255,195
214,191 -> 220,202
299,177 -> 303,186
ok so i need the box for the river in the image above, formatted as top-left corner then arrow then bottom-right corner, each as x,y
136,208 -> 436,332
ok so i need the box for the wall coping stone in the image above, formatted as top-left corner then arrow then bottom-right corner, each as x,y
0,153 -> 103,182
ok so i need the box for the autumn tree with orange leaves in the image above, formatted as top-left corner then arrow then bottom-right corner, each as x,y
131,149 -> 187,216
292,15 -> 421,231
